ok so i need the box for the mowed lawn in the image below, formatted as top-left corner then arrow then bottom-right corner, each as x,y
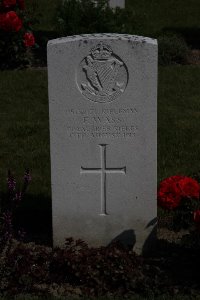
126,0 -> 200,36
158,66 -> 200,181
0,70 -> 51,198
0,66 -> 199,199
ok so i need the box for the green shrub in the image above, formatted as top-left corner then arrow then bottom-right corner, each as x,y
158,34 -> 189,65
54,0 -> 136,36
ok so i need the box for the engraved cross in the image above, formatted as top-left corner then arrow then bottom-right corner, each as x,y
80,144 -> 126,215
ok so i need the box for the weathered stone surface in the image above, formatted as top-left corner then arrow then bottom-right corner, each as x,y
48,34 -> 157,254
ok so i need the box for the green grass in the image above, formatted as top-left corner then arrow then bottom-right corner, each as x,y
0,70 -> 50,197
158,66 -> 200,182
0,70 -> 51,242
126,0 -> 200,36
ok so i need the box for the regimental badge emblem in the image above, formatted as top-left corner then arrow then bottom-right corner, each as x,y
76,42 -> 128,103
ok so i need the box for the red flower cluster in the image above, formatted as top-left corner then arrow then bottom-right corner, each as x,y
0,0 -> 35,48
23,32 -> 35,47
158,175 -> 200,210
2,0 -> 16,8
0,11 -> 22,31
1,0 -> 24,9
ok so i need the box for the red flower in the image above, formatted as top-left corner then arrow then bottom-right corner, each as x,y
23,32 -> 35,47
0,11 -> 22,32
178,177 -> 200,199
2,0 -> 16,8
194,210 -> 200,223
158,175 -> 200,210
158,176 -> 183,210
17,0 -> 25,10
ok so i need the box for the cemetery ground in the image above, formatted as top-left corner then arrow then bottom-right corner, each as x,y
1,295 -> 200,300
0,65 -> 200,299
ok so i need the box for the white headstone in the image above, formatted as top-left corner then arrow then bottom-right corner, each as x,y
109,0 -> 125,9
48,34 -> 157,254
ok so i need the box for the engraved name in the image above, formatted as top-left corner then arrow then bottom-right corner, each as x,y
66,107 -> 138,139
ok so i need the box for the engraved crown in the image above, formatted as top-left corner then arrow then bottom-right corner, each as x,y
91,42 -> 112,60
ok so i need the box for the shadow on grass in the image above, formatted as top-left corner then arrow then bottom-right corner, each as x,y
12,193 -> 53,246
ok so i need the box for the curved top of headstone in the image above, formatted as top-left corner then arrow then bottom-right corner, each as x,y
47,33 -> 157,46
